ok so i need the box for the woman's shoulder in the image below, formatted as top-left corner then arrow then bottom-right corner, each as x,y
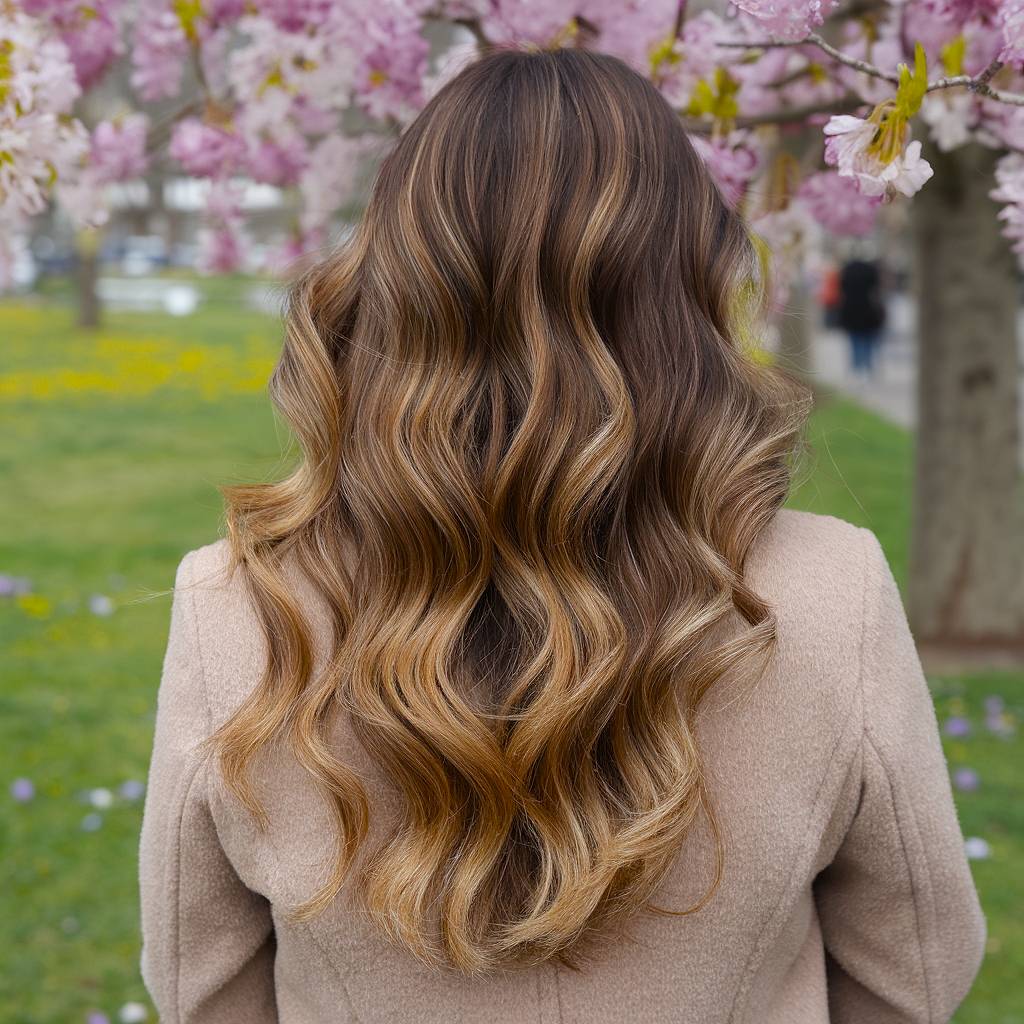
751,508 -> 874,577
178,535 -> 234,588
176,533 -> 338,691
175,537 -> 249,639
171,537 -> 328,725
747,508 -> 888,649
179,536 -> 327,619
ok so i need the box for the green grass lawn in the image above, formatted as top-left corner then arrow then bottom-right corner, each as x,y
1,288 -> 1020,1023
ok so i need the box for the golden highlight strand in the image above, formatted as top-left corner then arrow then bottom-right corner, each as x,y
215,47 -> 810,975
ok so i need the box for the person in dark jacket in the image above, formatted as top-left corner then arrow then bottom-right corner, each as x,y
838,258 -> 886,376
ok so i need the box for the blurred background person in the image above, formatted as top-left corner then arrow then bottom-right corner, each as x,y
838,254 -> 887,380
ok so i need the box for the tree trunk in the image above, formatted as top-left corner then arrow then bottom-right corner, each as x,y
909,141 -> 1024,653
75,228 -> 101,329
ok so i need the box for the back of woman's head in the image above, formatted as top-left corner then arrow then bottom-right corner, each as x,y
219,45 -> 808,974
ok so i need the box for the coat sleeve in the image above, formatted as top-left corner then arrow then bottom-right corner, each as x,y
139,550 -> 278,1023
813,529 -> 987,1023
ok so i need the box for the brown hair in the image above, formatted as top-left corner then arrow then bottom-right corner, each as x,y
217,46 -> 809,975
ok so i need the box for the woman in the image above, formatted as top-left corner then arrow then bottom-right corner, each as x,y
139,48 -> 985,1023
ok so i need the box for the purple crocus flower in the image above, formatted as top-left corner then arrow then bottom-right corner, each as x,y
10,777 -> 35,803
119,779 -> 146,801
0,575 -> 32,597
952,768 -> 980,792
943,716 -> 971,739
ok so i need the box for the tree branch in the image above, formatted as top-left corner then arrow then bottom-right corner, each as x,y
720,33 -> 899,85
671,0 -> 688,41
721,35 -> 1024,107
975,59 -> 1005,89
683,93 -> 865,133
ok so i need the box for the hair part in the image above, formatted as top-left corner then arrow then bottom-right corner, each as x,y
217,46 -> 810,975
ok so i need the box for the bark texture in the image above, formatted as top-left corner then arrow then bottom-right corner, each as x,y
75,229 -> 101,330
910,141 -> 1024,648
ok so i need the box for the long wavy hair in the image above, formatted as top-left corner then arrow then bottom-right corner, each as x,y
216,46 -> 809,975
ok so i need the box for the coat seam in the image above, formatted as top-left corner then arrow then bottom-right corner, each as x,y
858,528 -> 936,1022
215,777 -> 365,1022
181,551 -> 214,736
862,726 -> 935,1021
174,550 -> 208,1023
727,525 -> 874,1024
170,754 -> 207,1024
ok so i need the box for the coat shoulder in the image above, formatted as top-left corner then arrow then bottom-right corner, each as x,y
746,509 -> 878,672
175,537 -> 265,724
184,536 -> 235,587
749,508 -> 871,585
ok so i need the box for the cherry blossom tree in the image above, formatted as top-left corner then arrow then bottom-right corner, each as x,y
3,0 -> 1024,650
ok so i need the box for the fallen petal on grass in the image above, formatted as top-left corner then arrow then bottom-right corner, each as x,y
88,594 -> 115,617
965,837 -> 991,860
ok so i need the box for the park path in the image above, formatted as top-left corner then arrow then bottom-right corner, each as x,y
809,291 -> 916,429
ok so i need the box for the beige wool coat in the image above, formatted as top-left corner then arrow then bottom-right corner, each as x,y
138,509 -> 987,1023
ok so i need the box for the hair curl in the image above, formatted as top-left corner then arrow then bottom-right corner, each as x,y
216,46 -> 810,975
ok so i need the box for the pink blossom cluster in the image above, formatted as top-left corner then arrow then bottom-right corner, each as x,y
1000,0 -> 1024,62
824,116 -> 934,200
732,0 -> 839,42
991,153 -> 1024,257
91,115 -> 149,184
658,12 -> 735,109
129,1 -> 189,101
22,0 -> 123,87
797,171 -> 881,236
10,0 -> 1024,281
583,0 -> 679,69
691,132 -> 764,209
53,113 -> 150,227
196,181 -> 250,274
0,6 -> 88,217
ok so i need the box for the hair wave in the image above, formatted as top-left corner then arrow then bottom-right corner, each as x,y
216,47 -> 810,975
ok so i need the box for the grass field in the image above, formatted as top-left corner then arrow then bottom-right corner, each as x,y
1,283 -> 1021,1023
